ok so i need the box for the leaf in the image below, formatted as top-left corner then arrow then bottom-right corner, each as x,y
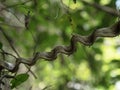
10,73 -> 29,89
0,17 -> 4,22
73,0 -> 76,4
0,42 -> 3,49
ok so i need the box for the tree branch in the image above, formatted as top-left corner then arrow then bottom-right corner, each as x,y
81,0 -> 119,17
0,20 -> 120,73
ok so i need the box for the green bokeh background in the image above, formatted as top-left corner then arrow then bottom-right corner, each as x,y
0,0 -> 120,90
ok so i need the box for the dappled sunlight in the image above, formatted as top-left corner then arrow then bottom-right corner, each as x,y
100,0 -> 111,5
76,62 -> 91,81
0,0 -> 120,90
101,38 -> 120,63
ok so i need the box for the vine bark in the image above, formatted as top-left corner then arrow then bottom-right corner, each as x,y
0,20 -> 120,73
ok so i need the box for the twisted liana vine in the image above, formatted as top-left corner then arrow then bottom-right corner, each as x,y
0,20 -> 120,73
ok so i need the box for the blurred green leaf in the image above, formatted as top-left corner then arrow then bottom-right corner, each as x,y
109,59 -> 120,68
10,73 -> 29,89
0,17 -> 4,22
111,75 -> 120,83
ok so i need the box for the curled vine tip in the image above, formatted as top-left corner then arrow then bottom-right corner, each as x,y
0,21 -> 120,72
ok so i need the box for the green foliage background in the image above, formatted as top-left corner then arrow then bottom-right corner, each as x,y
0,0 -> 120,90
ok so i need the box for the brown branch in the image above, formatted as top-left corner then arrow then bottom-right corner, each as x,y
0,20 -> 120,73
80,0 -> 119,17
0,49 -> 17,59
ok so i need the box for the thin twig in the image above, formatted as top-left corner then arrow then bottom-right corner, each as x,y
0,49 -> 17,59
0,0 -> 32,11
26,65 -> 37,79
5,9 -> 24,25
0,27 -> 20,58
80,0 -> 119,17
